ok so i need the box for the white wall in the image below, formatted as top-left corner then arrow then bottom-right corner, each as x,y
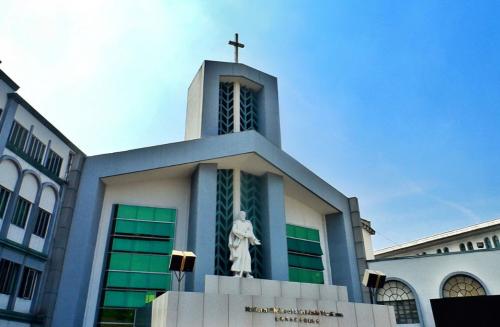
14,106 -> 73,179
4,149 -> 60,192
391,228 -> 500,256
369,250 -> 500,327
0,159 -> 18,191
363,229 -> 375,260
82,176 -> 191,327
284,195 -> 331,284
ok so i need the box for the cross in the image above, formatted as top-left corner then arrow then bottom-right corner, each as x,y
228,33 -> 245,63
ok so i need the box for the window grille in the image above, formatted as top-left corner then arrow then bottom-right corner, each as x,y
493,235 -> 500,248
8,121 -> 29,151
377,280 -> 420,324
33,209 -> 51,238
17,267 -> 40,300
11,196 -> 31,228
459,243 -> 466,252
44,149 -> 63,177
0,186 -> 11,219
467,241 -> 474,251
26,135 -> 46,164
0,259 -> 20,295
484,237 -> 492,249
442,274 -> 486,297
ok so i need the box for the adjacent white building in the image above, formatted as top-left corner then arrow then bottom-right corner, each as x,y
366,218 -> 500,327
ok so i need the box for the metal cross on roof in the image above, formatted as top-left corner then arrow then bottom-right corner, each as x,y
228,33 -> 245,63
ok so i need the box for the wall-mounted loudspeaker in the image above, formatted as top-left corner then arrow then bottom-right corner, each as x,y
362,269 -> 386,289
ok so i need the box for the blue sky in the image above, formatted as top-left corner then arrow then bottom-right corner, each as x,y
1,1 -> 499,249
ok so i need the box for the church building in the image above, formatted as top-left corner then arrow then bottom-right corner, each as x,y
1,54 -> 382,326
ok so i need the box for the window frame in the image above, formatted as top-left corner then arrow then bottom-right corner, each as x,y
17,267 -> 40,300
11,196 -> 32,228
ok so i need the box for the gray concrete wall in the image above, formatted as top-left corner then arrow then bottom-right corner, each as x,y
260,173 -> 289,281
189,61 -> 282,148
185,63 -> 205,141
186,163 -> 218,292
53,130 -> 363,326
39,153 -> 85,327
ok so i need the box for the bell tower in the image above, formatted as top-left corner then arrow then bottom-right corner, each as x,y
184,60 -> 282,148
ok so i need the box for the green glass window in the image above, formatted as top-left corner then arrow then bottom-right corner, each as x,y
103,290 -> 157,308
286,224 -> 324,284
289,267 -> 324,284
114,219 -> 174,237
106,271 -> 171,290
112,238 -> 173,254
108,253 -> 170,273
99,204 -> 177,325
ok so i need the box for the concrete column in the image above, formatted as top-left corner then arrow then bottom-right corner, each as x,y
0,96 -> 18,153
233,82 -> 241,133
186,163 -> 218,292
41,153 -> 86,327
325,210 -> 363,302
348,197 -> 371,303
260,173 -> 289,281
232,168 -> 241,214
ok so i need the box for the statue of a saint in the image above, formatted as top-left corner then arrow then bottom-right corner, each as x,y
228,211 -> 261,277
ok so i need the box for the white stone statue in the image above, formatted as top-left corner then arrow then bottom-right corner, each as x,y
228,211 -> 261,277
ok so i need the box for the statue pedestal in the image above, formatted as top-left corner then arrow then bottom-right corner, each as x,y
147,276 -> 396,327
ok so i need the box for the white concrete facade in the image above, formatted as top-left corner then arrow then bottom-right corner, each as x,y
13,106 -> 73,180
369,249 -> 500,327
284,195 -> 332,284
82,175 -> 191,327
150,276 -> 396,327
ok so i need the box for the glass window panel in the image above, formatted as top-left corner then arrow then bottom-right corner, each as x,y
0,259 -> 20,294
116,205 -> 137,219
154,208 -> 176,222
11,196 -> 31,228
136,207 -> 155,220
114,220 -> 174,238
108,253 -> 169,273
288,253 -> 323,271
103,290 -> 155,308
111,238 -> 173,254
288,267 -> 324,284
99,308 -> 135,323
106,271 -> 171,290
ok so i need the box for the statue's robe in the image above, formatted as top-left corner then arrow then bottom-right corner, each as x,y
228,219 -> 258,273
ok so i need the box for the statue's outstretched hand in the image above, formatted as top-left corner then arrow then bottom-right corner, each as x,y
254,239 -> 261,245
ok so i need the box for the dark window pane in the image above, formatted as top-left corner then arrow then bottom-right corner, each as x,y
0,186 -> 11,218
26,136 -> 46,164
44,149 -> 63,176
11,197 -> 31,228
33,209 -> 51,238
0,259 -> 20,295
17,267 -> 40,299
8,121 -> 29,151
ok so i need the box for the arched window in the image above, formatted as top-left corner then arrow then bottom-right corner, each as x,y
467,242 -> 474,251
377,280 -> 420,324
443,247 -> 449,253
442,274 -> 486,298
459,243 -> 466,252
437,249 -> 442,254
484,237 -> 492,249
493,235 -> 500,248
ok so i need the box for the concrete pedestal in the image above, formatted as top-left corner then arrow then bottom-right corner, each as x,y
150,276 -> 396,327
